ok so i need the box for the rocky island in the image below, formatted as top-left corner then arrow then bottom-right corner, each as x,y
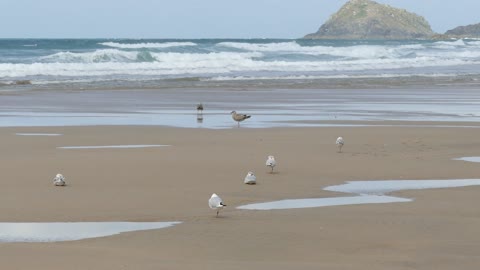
304,0 -> 435,40
445,23 -> 480,38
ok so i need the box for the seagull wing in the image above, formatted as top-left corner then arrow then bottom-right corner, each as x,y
209,195 -> 223,209
266,158 -> 276,166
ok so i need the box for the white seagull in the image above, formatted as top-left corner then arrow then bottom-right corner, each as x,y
230,111 -> 251,127
209,193 -> 226,217
53,173 -> 66,186
266,155 -> 276,173
336,136 -> 344,153
244,171 -> 257,185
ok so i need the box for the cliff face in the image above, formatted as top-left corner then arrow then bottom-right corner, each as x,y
304,0 -> 435,39
445,23 -> 480,38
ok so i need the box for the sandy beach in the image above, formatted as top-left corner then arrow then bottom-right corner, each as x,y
0,122 -> 479,269
3,3 -> 480,268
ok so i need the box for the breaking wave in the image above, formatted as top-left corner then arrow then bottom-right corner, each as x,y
0,54 -> 472,78
2,38 -> 480,85
99,41 -> 197,49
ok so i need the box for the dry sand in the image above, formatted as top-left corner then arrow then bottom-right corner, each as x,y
0,125 -> 479,269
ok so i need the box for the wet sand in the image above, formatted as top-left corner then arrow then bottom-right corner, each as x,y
1,88 -> 480,128
1,124 -> 480,269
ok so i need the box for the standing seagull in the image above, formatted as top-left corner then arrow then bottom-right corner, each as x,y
53,173 -> 66,186
196,103 -> 204,122
244,171 -> 257,185
209,193 -> 226,217
197,103 -> 204,114
231,111 -> 251,127
336,136 -> 344,153
266,155 -> 276,173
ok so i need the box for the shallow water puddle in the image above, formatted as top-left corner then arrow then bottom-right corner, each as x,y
16,133 -> 62,136
58,145 -> 170,149
237,195 -> 410,210
237,179 -> 480,210
453,157 -> 480,163
3,110 -> 480,129
0,222 -> 181,242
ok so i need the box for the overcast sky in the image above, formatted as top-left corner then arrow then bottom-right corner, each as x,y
1,0 -> 478,38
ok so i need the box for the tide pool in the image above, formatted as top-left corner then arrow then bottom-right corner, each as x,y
0,222 -> 181,243
238,179 -> 480,210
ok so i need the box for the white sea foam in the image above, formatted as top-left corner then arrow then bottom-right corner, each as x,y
40,49 -> 141,63
431,39 -> 469,50
3,40 -> 480,81
99,41 -> 197,49
206,73 -> 457,81
149,51 -> 263,68
469,41 -> 480,46
217,41 -> 306,52
219,40 -> 480,60
217,41 -> 399,58
0,54 -> 473,78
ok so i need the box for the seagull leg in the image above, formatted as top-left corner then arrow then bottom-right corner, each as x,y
216,210 -> 219,217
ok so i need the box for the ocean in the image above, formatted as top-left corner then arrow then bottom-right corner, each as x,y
2,38 -> 480,90
2,38 -> 480,128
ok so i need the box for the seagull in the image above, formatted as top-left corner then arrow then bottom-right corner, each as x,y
53,173 -> 66,186
209,193 -> 226,217
197,103 -> 204,114
244,171 -> 257,185
231,111 -> 251,127
336,136 -> 344,153
266,155 -> 276,173
196,103 -> 204,122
